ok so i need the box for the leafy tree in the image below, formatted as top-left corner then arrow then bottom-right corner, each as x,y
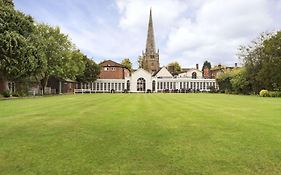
76,56 -> 100,83
239,32 -> 281,92
121,58 -> 132,71
202,60 -> 212,71
260,31 -> 281,90
230,68 -> 250,94
36,24 -> 83,93
0,5 -> 45,92
167,61 -> 181,75
216,72 -> 233,93
138,56 -> 144,68
0,0 -> 14,7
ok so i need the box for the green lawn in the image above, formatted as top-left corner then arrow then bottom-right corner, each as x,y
0,94 -> 281,174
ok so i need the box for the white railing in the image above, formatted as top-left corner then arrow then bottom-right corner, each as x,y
74,89 -> 92,94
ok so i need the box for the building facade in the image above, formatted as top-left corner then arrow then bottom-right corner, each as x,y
89,9 -> 217,93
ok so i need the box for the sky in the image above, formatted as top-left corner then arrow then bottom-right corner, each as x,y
14,0 -> 281,69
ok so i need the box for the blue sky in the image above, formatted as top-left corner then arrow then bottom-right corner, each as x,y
14,0 -> 281,69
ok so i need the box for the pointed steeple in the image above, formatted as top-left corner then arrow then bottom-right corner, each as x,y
141,8 -> 160,73
145,8 -> 156,54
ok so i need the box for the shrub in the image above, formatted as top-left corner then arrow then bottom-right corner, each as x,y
259,89 -> 269,97
12,92 -> 20,97
268,91 -> 281,98
2,90 -> 11,98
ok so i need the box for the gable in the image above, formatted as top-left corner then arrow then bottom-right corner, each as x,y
155,67 -> 173,78
100,60 -> 123,67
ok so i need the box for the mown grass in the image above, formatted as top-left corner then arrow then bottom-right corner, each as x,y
0,93 -> 281,174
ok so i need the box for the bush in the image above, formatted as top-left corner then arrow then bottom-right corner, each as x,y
12,92 -> 20,97
259,89 -> 269,97
2,90 -> 11,98
268,91 -> 281,98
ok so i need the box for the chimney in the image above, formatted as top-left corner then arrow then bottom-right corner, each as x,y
235,63 -> 238,68
196,64 -> 199,70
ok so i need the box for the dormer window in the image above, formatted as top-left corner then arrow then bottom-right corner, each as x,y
192,72 -> 197,79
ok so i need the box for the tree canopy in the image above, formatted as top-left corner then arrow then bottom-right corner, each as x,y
121,58 -> 132,71
167,62 -> 182,75
76,56 -> 100,83
239,32 -> 281,92
202,61 -> 212,71
0,4 -> 46,91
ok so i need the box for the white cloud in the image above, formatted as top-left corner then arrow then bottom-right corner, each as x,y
14,0 -> 281,68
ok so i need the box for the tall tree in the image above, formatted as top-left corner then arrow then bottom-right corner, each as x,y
230,68 -> 250,94
260,31 -> 281,90
202,60 -> 212,71
0,0 -> 14,7
167,61 -> 181,75
138,56 -> 144,68
76,56 -> 100,83
239,32 -> 281,92
121,58 -> 132,71
0,5 -> 45,92
36,24 -> 84,93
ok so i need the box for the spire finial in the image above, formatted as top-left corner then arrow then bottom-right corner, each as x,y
146,8 -> 156,54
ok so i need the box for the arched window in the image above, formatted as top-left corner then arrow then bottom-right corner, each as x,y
192,72 -> 197,79
137,78 -> 146,92
152,80 -> 156,92
127,80 -> 130,91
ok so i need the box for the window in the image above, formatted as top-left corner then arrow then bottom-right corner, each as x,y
111,67 -> 116,71
192,72 -> 197,79
137,78 -> 146,92
152,80 -> 156,92
108,83 -> 110,91
104,67 -> 109,71
127,80 -> 130,90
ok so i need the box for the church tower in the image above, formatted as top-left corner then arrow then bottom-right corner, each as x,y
142,9 -> 160,73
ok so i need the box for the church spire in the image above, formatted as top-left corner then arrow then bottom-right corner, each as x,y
142,8 -> 160,73
145,8 -> 156,54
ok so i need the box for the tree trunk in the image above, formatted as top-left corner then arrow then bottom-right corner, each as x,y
40,76 -> 49,95
0,76 -> 9,93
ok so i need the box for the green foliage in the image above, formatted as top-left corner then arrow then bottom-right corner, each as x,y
76,56 -> 100,82
138,56 -> 144,68
239,32 -> 281,92
35,24 -> 85,92
216,72 -> 233,93
230,68 -> 251,94
0,0 -> 14,7
2,90 -> 11,97
259,89 -> 269,97
0,6 -> 45,81
202,60 -> 212,71
121,58 -> 132,71
167,61 -> 182,75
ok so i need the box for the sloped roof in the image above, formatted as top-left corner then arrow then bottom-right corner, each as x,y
154,67 -> 173,78
99,60 -> 123,67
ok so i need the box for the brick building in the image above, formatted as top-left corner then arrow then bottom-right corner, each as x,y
99,60 -> 130,79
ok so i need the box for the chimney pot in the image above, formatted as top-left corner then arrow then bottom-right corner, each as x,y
196,64 -> 199,70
